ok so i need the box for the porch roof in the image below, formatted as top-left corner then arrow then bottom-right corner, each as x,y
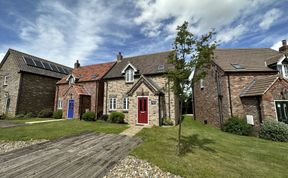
126,75 -> 163,96
240,75 -> 279,97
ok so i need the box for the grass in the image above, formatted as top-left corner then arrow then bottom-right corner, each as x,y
0,119 -> 128,141
131,116 -> 288,178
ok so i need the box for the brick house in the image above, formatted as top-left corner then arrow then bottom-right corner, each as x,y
103,51 -> 179,126
0,49 -> 72,117
193,40 -> 288,128
55,61 -> 115,119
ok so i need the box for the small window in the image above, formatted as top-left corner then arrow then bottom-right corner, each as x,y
123,97 -> 129,110
69,77 -> 75,85
200,79 -> 204,89
109,97 -> 117,110
58,98 -> 63,109
125,68 -> 134,83
157,64 -> 165,72
231,63 -> 245,69
3,76 -> 8,86
283,64 -> 288,78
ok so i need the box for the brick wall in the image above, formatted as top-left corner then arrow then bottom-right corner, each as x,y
241,96 -> 261,127
194,64 -> 230,127
103,75 -> 178,126
262,79 -> 288,121
17,72 -> 58,114
56,81 -> 99,119
0,53 -> 21,117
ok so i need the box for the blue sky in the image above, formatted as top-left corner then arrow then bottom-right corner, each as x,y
0,0 -> 287,67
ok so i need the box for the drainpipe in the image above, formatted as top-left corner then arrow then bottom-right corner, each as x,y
257,96 -> 263,124
215,66 -> 224,129
227,74 -> 233,117
55,85 -> 59,111
105,81 -> 108,114
192,82 -> 196,120
95,81 -> 99,118
158,95 -> 161,126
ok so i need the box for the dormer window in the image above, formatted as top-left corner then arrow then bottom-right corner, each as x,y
283,64 -> 288,78
66,74 -> 76,85
125,68 -> 134,82
121,63 -> 137,83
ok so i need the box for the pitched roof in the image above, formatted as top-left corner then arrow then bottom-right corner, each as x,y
240,75 -> 279,97
57,62 -> 115,84
1,49 -> 72,79
103,50 -> 174,79
74,85 -> 90,95
213,48 -> 280,72
127,75 -> 163,96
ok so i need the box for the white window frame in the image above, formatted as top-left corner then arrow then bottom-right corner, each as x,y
200,79 -> 204,89
109,97 -> 117,110
123,97 -> 129,110
3,76 -> 8,86
125,68 -> 134,83
283,64 -> 288,78
58,98 -> 63,109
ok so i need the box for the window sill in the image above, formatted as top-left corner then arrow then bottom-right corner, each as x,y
125,81 -> 134,84
108,110 -> 117,112
122,110 -> 129,113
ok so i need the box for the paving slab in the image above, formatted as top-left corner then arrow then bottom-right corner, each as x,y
0,133 -> 142,178
0,120 -> 26,128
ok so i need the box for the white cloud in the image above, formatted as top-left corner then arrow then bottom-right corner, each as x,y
216,24 -> 247,43
271,40 -> 283,51
134,0 -> 277,43
259,8 -> 282,30
7,0 -> 134,66
0,52 -> 5,61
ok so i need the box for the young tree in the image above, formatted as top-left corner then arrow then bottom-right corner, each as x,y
167,21 -> 216,155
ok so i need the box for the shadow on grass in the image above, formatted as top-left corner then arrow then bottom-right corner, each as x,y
170,134 -> 216,155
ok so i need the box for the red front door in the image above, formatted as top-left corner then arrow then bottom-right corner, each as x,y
138,97 -> 148,124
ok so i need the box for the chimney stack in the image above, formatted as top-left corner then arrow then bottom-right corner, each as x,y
279,39 -> 288,53
74,60 -> 80,69
117,52 -> 123,62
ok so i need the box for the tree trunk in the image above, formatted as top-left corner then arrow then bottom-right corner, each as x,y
177,98 -> 183,155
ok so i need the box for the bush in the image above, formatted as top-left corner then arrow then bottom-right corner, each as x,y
223,116 -> 252,136
15,114 -> 25,119
259,120 -> 288,142
24,112 -> 36,118
82,112 -> 96,121
38,109 -> 53,118
53,110 -> 63,119
0,114 -> 10,120
163,118 -> 173,126
108,112 -> 125,123
99,114 -> 108,121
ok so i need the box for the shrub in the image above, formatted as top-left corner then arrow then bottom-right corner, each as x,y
15,114 -> 25,119
99,114 -> 108,121
24,112 -> 36,118
0,114 -> 9,120
82,112 -> 96,121
38,109 -> 53,118
108,112 -> 125,123
163,118 -> 173,126
259,120 -> 288,142
53,110 -> 63,119
223,116 -> 252,136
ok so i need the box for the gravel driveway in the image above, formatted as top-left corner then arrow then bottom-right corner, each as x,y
0,120 -> 26,128
0,133 -> 141,178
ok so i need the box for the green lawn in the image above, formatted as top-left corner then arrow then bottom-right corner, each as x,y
131,116 -> 288,178
0,120 -> 128,141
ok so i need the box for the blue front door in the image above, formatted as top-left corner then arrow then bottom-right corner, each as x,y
67,100 -> 74,119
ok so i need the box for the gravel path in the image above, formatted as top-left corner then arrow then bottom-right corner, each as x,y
104,156 -> 182,178
0,140 -> 48,154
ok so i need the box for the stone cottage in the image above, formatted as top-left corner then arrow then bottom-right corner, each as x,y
0,49 -> 72,117
193,40 -> 288,128
55,61 -> 115,119
103,51 -> 179,126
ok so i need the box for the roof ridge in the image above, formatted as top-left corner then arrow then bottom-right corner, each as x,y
78,61 -> 115,68
123,50 -> 174,60
215,48 -> 276,50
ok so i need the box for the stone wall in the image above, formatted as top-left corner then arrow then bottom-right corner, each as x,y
0,53 -> 21,117
17,73 -> 58,114
103,75 -> 178,126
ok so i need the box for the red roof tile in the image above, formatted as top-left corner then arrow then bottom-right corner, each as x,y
57,62 -> 115,84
